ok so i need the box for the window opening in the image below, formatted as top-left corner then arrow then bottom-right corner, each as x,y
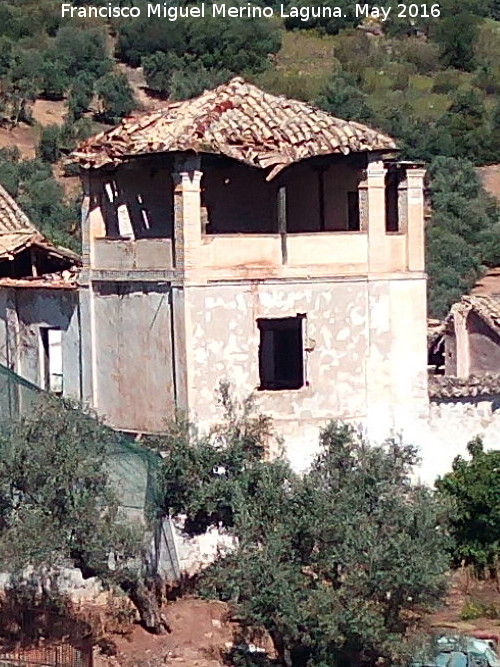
347,191 -> 360,231
258,316 -> 304,390
385,169 -> 400,232
40,328 -> 63,395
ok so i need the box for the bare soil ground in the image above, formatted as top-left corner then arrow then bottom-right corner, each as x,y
477,164 -> 500,202
426,569 -> 500,636
116,63 -> 163,112
32,99 -> 67,127
93,597 -> 243,667
0,122 -> 38,159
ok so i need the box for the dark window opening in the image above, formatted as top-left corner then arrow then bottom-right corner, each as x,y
347,191 -> 360,231
428,336 -> 445,375
202,163 -> 276,234
385,169 -> 401,232
100,170 -> 174,240
315,168 -> 326,231
40,327 -> 63,396
0,249 -> 72,279
258,317 -> 304,390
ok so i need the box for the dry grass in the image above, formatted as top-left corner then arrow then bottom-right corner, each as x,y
255,29 -> 336,101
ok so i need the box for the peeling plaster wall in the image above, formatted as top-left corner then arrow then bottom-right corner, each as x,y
91,283 -> 175,432
182,275 -> 428,471
0,288 -> 80,397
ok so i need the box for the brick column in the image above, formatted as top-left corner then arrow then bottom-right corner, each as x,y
79,172 -> 91,283
171,156 -> 203,417
405,167 -> 426,272
172,155 -> 202,277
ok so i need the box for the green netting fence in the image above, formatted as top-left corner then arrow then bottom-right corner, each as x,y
0,363 -> 180,580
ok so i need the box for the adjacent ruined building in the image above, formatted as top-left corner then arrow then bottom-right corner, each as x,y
70,77 -> 429,467
0,184 -> 80,405
426,285 -> 500,482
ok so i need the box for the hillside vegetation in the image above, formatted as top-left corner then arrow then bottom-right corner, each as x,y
0,0 -> 500,312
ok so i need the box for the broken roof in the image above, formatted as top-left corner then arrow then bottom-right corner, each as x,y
452,295 -> 500,331
0,183 -> 79,263
0,267 -> 79,290
71,77 -> 397,177
427,295 -> 500,353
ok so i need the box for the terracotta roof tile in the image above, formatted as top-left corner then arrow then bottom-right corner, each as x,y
72,77 -> 397,176
0,184 -> 37,235
429,373 -> 500,399
0,183 -> 80,263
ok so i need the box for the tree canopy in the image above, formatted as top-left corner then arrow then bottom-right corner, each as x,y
425,157 -> 500,317
436,438 -> 500,574
0,148 -> 80,251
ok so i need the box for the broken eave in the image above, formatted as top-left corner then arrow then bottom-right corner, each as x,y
71,77 -> 398,179
0,234 -> 80,265
0,276 -> 78,289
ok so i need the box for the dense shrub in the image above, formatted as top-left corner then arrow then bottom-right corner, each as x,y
437,438 -> 500,573
116,8 -> 280,75
95,72 -> 136,124
426,157 -> 500,317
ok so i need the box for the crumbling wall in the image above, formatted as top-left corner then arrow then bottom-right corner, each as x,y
0,288 -> 80,398
413,397 -> 500,483
91,282 -> 175,432
94,165 -> 174,239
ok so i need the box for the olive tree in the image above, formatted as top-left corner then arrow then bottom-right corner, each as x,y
0,395 -> 167,634
157,391 -> 450,667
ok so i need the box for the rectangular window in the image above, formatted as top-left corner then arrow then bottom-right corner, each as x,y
258,316 -> 304,390
40,328 -> 63,395
347,191 -> 360,231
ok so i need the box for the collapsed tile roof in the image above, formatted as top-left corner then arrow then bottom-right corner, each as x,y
427,318 -> 446,344
0,267 -> 79,289
427,295 -> 500,355
71,77 -> 397,177
0,183 -> 80,282
453,295 -> 500,331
